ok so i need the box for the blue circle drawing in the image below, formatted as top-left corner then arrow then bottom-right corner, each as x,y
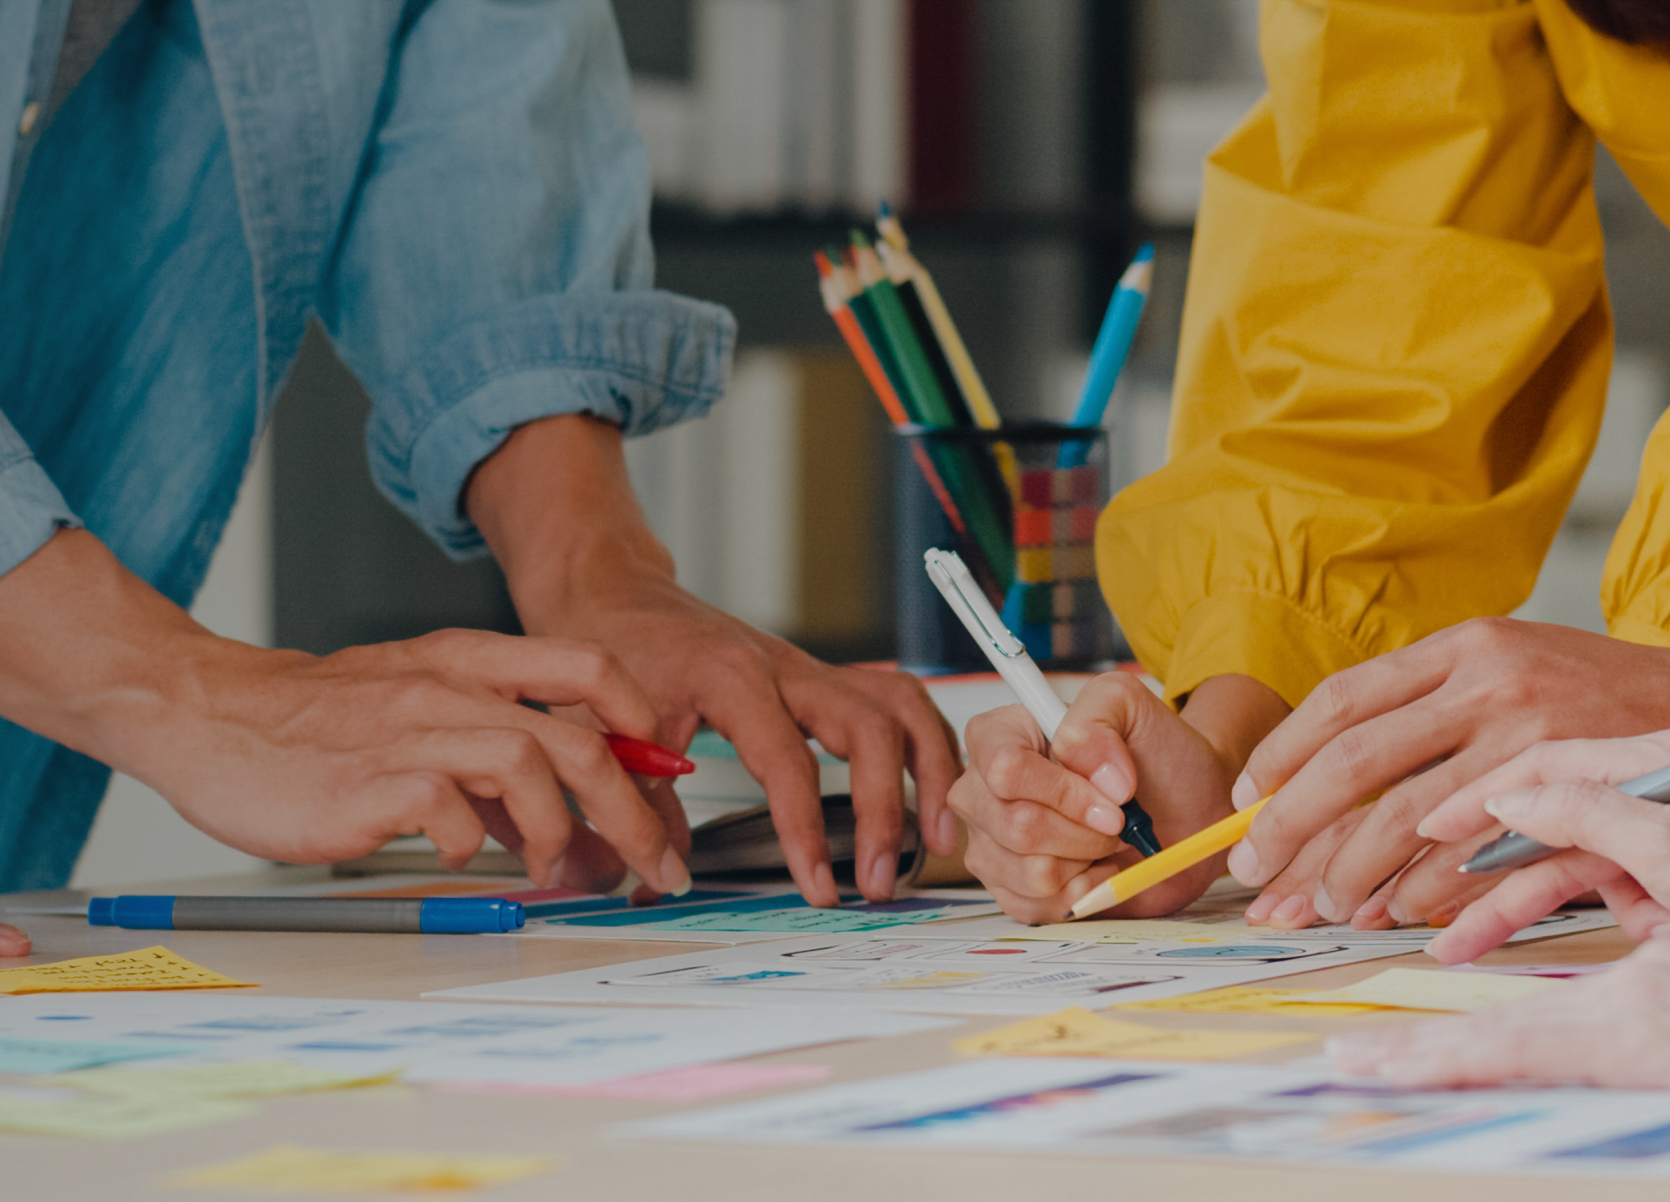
1156,945 -> 1304,959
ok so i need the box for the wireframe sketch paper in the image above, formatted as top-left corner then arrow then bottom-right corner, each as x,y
0,994 -> 948,1086
628,1057 -> 1670,1180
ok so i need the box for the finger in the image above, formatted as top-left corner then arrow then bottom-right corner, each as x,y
949,770 -> 1122,862
550,823 -> 630,894
1483,782 -> 1670,899
534,721 -> 688,896
789,680 -> 906,903
966,706 -> 1130,838
1596,877 -> 1670,941
0,922 -> 31,957
700,664 -> 834,906
640,775 -> 693,859
1047,671 -> 1145,806
1419,736 -> 1670,843
1311,749 -> 1506,922
961,823 -> 1097,903
1237,634 -> 1458,809
846,669 -> 962,856
386,771 -> 490,873
1427,849 -> 1625,964
1382,826 -> 1505,926
1242,808 -> 1369,928
414,630 -> 662,742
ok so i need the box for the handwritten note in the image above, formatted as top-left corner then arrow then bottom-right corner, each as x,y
0,1036 -> 200,1075
1119,985 -> 1389,1017
954,1007 -> 1314,1061
57,1061 -> 402,1101
172,1145 -> 560,1193
0,946 -> 253,994
1283,967 -> 1565,1012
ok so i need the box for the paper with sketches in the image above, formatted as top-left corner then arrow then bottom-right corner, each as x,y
997,919 -> 1251,944
0,1087 -> 252,1139
627,1057 -> 1670,1180
1448,962 -> 1613,978
0,1036 -> 201,1074
56,1061 -> 401,1101
442,1062 -> 835,1101
1283,967 -> 1565,1012
954,1008 -> 1313,1061
1118,985 -> 1388,1017
427,927 -> 1445,1017
508,888 -> 1002,946
0,946 -> 253,994
0,994 -> 948,1086
172,1145 -> 558,1193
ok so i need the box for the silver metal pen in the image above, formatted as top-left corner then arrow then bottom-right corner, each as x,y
1460,761 -> 1670,874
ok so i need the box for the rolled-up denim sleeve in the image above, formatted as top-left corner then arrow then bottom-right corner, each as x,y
322,0 -> 734,560
0,409 -> 81,579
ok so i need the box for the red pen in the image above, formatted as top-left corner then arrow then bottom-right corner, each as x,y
603,733 -> 696,778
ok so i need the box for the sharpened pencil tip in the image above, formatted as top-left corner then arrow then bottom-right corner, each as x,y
877,199 -> 891,218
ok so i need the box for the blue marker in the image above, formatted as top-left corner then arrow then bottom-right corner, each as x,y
1061,243 -> 1155,468
87,895 -> 524,934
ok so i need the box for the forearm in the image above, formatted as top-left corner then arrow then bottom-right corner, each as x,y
0,529 -> 234,774
1180,674 -> 1291,780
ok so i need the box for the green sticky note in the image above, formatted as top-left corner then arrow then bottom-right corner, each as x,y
0,1091 -> 253,1139
0,1036 -> 199,1075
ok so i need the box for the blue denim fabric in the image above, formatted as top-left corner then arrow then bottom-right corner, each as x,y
0,0 -> 735,889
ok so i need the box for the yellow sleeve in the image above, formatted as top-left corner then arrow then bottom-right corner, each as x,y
1526,0 -> 1670,645
1098,0 -> 1610,707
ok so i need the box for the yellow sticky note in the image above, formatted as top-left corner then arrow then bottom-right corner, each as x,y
1282,967 -> 1564,1012
954,1007 -> 1315,1062
0,946 -> 253,994
873,971 -> 985,990
172,1145 -> 560,1194
57,1061 -> 402,1102
1119,985 -> 1390,1017
0,1092 -> 253,1140
1005,918 -> 1246,944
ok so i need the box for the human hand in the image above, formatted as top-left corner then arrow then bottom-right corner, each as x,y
0,923 -> 30,957
1400,731 -> 1670,962
948,672 -> 1274,923
1329,933 -> 1670,1088
1228,619 -> 1670,928
467,415 -> 961,907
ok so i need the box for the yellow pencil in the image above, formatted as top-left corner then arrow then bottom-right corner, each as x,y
1068,799 -> 1269,919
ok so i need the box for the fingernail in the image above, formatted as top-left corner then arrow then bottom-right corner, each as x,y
1386,898 -> 1410,925
1353,896 -> 1389,927
1426,900 -> 1462,928
1312,885 -> 1339,923
1231,773 -> 1262,811
1483,789 -> 1535,821
1414,817 -> 1434,839
1244,891 -> 1280,925
1225,840 -> 1262,886
656,848 -> 691,897
1271,894 -> 1308,924
867,853 -> 897,900
937,808 -> 959,851
1084,804 -> 1126,837
1090,763 -> 1133,803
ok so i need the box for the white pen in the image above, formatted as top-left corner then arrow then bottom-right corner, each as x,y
922,549 -> 1160,856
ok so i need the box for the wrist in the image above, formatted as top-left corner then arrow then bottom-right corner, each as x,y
1179,674 -> 1292,778
464,414 -> 675,618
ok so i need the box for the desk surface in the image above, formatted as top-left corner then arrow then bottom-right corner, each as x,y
0,868 -> 1651,1202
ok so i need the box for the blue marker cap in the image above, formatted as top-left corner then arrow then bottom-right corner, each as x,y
89,896 -> 176,928
419,898 -> 524,933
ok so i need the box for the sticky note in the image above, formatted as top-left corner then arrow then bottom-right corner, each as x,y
1118,985 -> 1388,1017
0,1036 -> 202,1075
999,918 -> 1247,944
56,1061 -> 402,1101
0,1091 -> 252,1139
0,946 -> 253,994
172,1145 -> 559,1193
955,1007 -> 1314,1061
1282,967 -> 1565,1012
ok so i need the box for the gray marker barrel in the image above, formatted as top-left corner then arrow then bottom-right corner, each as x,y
87,896 -> 524,934
1460,761 -> 1670,875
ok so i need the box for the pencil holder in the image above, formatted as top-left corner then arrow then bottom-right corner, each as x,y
895,423 -> 1118,674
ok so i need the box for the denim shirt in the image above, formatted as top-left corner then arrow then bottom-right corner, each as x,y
0,0 -> 735,890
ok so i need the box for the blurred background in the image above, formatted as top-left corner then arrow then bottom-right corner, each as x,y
74,0 -> 1670,886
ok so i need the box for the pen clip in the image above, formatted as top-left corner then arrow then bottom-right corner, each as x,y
923,549 -> 1024,658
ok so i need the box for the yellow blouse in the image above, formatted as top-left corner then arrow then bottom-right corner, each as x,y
1098,0 -> 1670,707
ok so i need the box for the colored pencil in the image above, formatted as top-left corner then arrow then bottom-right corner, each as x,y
1061,243 -> 1154,468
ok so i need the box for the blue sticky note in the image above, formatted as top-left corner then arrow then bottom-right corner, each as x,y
0,1035 -> 200,1074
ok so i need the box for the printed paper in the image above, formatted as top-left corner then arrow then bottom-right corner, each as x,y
954,1007 -> 1314,1061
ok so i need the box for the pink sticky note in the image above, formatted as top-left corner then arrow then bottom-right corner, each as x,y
439,1062 -> 834,1103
